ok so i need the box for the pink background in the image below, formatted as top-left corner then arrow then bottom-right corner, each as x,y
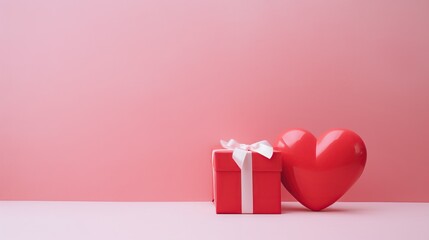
1,0 -> 428,202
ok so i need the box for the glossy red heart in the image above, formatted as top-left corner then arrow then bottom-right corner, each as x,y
276,129 -> 366,211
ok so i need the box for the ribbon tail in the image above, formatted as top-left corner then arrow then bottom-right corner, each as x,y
232,148 -> 248,169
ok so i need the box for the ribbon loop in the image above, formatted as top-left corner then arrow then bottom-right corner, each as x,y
249,140 -> 274,159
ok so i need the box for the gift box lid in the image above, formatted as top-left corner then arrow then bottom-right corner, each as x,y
212,150 -> 282,172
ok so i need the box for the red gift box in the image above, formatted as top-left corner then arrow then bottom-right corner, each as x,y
212,149 -> 282,214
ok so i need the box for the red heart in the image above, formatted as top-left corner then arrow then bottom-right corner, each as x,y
276,129 -> 367,211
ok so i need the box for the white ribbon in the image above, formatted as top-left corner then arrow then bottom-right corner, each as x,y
220,139 -> 274,213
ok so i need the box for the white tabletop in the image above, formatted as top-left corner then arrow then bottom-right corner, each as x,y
0,201 -> 427,240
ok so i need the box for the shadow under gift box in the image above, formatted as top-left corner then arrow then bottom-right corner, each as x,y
212,150 -> 282,214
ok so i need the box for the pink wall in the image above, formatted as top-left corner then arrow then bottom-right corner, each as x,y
1,0 -> 428,202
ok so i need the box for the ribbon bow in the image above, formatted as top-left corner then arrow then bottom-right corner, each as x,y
220,139 -> 274,168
